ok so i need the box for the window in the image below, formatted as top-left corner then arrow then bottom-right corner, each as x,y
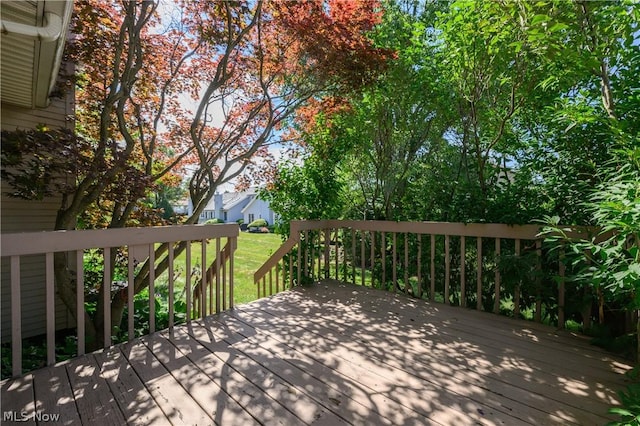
224,212 -> 228,221
248,213 -> 255,223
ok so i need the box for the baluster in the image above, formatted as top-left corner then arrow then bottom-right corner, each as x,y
216,238 -> 221,313
559,245 -> 566,329
304,230 -> 309,279
370,231 -> 375,287
477,238 -> 483,310
351,229 -> 356,285
460,236 -> 466,307
77,251 -> 85,354
149,244 -> 156,330
430,235 -> 435,301
494,238 -> 501,314
535,240 -> 542,322
186,242 -> 192,321
11,256 -> 21,377
45,253 -> 54,365
417,234 -> 422,299
102,248 -> 112,349
404,233 -> 409,295
445,235 -> 450,304
200,240 -> 205,319
269,269 -> 273,296
127,248 -> 135,340
513,239 -> 520,318
381,231 -> 386,286
335,229 -> 339,280
392,232 -> 397,292
168,243 -> 175,328
361,231 -> 366,287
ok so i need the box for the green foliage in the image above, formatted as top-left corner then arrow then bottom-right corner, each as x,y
248,218 -> 268,228
607,368 -> 640,426
542,147 -> 640,311
263,115 -> 348,236
205,218 -> 225,224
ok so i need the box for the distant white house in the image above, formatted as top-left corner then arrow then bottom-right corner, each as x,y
241,196 -> 276,225
189,187 -> 277,225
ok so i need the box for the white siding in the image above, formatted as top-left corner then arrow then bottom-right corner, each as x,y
243,198 -> 274,225
1,86 -> 75,341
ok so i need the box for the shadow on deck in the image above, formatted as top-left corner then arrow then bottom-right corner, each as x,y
1,280 -> 633,425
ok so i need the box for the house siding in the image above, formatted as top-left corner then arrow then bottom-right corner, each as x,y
1,88 -> 75,342
243,198 -> 275,225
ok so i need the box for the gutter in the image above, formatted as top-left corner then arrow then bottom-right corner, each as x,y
1,1 -> 74,108
1,12 -> 63,42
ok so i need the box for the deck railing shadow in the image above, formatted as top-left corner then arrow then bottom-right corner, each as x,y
238,281 -> 628,423
255,220 -> 602,328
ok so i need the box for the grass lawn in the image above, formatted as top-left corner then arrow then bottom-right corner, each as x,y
232,231 -> 283,304
153,231 -> 282,311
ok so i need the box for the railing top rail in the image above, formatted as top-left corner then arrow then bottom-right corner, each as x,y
1,224 -> 239,257
290,220 -> 596,240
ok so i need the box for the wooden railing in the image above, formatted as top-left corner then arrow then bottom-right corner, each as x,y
193,241 -> 232,317
1,224 -> 238,378
255,220 -> 597,328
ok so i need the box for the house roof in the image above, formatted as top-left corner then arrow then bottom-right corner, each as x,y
203,187 -> 257,211
224,190 -> 256,211
1,1 -> 74,108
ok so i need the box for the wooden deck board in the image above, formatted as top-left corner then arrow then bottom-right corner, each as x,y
66,354 -> 127,425
0,281 -> 633,425
235,287 -> 613,424
95,347 -> 169,426
0,374 -> 36,425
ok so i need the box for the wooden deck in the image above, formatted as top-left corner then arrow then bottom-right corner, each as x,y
1,281 -> 633,425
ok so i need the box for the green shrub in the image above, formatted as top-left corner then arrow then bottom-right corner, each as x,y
205,218 -> 224,224
248,218 -> 268,228
236,218 -> 244,224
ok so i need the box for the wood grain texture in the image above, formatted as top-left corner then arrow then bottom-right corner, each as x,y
1,281 -> 631,426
